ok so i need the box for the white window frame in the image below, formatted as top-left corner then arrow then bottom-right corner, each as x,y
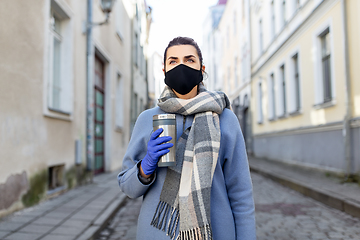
134,33 -> 139,67
259,19 -> 263,55
227,66 -> 231,91
312,18 -> 336,108
257,78 -> 264,124
115,0 -> 125,41
270,0 -> 276,40
276,61 -> 287,117
281,0 -> 287,27
227,26 -> 230,47
115,72 -> 124,131
267,72 -> 276,120
233,12 -> 237,35
43,0 -> 74,120
287,46 -> 302,115
234,56 -> 238,86
241,44 -> 247,82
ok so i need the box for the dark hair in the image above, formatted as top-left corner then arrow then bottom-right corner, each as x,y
163,37 -> 203,72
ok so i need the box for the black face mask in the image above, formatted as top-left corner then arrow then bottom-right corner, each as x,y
164,64 -> 203,95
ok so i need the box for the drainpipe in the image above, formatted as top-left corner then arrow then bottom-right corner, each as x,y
130,18 -> 135,136
86,0 -> 95,176
247,0 -> 254,155
341,0 -> 352,176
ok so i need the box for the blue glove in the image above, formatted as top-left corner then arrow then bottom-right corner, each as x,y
141,128 -> 173,176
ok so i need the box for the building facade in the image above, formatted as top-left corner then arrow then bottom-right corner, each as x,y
202,0 -> 227,92
202,0 -> 359,174
204,0 -> 253,152
0,0 -> 150,217
147,51 -> 165,108
130,0 -> 152,130
250,0 -> 360,174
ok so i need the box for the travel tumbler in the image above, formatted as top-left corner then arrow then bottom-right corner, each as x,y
153,114 -> 176,167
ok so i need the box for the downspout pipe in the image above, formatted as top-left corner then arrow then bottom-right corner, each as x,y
130,18 -> 135,136
86,0 -> 95,176
247,0 -> 254,155
341,0 -> 353,176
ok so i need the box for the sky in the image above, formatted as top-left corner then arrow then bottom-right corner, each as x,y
146,0 -> 218,57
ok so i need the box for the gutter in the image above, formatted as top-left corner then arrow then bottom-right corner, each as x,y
130,18 -> 135,136
341,0 -> 353,176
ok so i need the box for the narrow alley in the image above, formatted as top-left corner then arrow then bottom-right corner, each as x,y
96,172 -> 360,240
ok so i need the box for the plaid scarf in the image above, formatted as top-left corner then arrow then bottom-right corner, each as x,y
151,85 -> 230,240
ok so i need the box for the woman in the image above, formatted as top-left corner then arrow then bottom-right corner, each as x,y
118,37 -> 256,240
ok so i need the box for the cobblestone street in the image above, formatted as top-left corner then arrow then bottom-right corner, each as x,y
95,197 -> 142,240
96,172 -> 360,240
253,173 -> 360,240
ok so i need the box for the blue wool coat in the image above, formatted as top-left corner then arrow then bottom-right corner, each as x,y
118,106 -> 256,240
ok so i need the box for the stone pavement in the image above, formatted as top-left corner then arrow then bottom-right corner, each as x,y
0,170 -> 126,240
249,157 -> 360,220
95,197 -> 142,240
253,172 -> 360,239
95,171 -> 360,240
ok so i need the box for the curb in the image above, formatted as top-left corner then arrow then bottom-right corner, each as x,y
250,165 -> 360,219
77,194 -> 128,240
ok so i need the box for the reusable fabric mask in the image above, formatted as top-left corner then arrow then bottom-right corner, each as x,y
164,64 -> 203,95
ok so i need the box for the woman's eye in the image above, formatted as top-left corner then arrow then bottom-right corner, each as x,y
187,59 -> 195,63
169,60 -> 176,64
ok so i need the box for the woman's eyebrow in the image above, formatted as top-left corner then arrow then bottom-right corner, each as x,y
167,56 -> 178,60
184,55 -> 196,59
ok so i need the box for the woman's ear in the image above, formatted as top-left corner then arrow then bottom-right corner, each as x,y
201,65 -> 205,74
162,68 -> 165,75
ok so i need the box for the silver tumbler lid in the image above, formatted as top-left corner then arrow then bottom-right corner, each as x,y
153,114 -> 176,120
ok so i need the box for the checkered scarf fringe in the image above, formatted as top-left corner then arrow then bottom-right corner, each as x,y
151,85 -> 230,240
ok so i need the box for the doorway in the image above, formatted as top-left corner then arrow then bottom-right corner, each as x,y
242,106 -> 248,145
94,56 -> 105,174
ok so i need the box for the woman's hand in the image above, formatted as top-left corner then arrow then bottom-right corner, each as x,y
140,128 -> 173,178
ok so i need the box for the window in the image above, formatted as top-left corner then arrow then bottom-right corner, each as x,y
140,46 -> 144,75
259,19 -> 263,54
313,23 -> 335,106
135,3 -> 139,20
280,65 -> 287,115
271,0 -> 275,39
48,164 -> 64,190
46,0 -> 73,116
133,93 -> 138,119
321,29 -> 332,102
282,0 -> 286,27
115,0 -> 124,40
227,26 -> 230,47
228,66 -> 231,90
242,0 -> 246,20
292,54 -> 301,111
116,74 -> 124,129
213,64 -> 217,85
134,33 -> 138,67
234,57 -> 238,86
233,12 -> 237,35
213,37 -> 216,51
140,98 -> 144,113
49,13 -> 62,110
269,73 -> 276,119
257,81 -> 264,124
242,44 -> 247,82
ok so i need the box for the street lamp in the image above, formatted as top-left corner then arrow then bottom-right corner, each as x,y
100,0 -> 116,13
99,0 -> 116,24
86,0 -> 115,175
